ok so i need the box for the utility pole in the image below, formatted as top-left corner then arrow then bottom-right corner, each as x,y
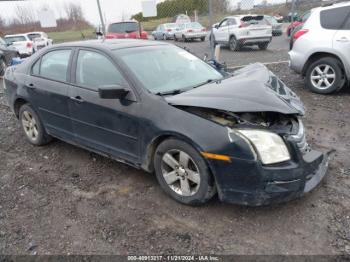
209,0 -> 214,60
96,0 -> 105,35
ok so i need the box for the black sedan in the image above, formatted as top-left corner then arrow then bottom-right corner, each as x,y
3,39 -> 330,206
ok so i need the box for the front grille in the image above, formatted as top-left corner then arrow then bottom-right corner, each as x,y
290,119 -> 310,154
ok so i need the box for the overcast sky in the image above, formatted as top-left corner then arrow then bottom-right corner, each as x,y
0,0 -> 286,26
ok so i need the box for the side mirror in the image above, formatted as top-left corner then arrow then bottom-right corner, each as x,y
98,85 -> 130,100
214,24 -> 219,29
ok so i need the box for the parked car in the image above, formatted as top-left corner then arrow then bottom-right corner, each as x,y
211,15 -> 272,51
264,15 -> 283,36
106,21 -> 148,39
286,10 -> 311,37
4,39 -> 329,206
174,22 -> 207,42
0,37 -> 19,77
152,23 -> 178,40
289,2 -> 350,94
26,32 -> 53,52
4,34 -> 34,58
273,13 -> 284,23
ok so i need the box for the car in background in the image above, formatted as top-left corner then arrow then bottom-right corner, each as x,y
273,13 -> 284,23
289,2 -> 350,94
286,10 -> 311,37
0,37 -> 20,77
3,39 -> 329,206
211,15 -> 272,51
106,21 -> 148,40
26,32 -> 53,52
174,22 -> 207,42
152,23 -> 178,40
4,34 -> 34,58
264,15 -> 283,36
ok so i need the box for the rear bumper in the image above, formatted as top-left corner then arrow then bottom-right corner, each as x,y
212,148 -> 330,206
184,32 -> 207,39
289,50 -> 306,74
238,36 -> 272,45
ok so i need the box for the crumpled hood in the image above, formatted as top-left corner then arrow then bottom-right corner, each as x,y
166,63 -> 305,115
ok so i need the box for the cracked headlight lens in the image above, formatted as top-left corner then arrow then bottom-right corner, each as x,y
237,130 -> 290,165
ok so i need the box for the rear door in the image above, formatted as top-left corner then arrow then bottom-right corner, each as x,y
329,7 -> 350,70
68,49 -> 140,162
27,49 -> 74,140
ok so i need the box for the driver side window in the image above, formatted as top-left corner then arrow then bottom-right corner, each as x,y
219,19 -> 228,27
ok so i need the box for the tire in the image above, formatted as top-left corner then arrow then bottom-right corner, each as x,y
19,104 -> 52,146
0,59 -> 6,77
305,57 -> 345,94
174,35 -> 178,42
163,34 -> 167,41
182,35 -> 187,42
229,36 -> 240,51
200,36 -> 205,42
258,42 -> 269,50
154,139 -> 216,205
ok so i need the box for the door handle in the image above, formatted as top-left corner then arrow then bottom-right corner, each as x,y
26,83 -> 36,89
70,96 -> 84,103
336,37 -> 349,43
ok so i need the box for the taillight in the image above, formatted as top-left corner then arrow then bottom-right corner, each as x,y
167,29 -> 172,32
187,29 -> 193,33
293,29 -> 309,41
202,28 -> 207,32
26,42 -> 32,48
106,34 -> 114,39
239,21 -> 249,28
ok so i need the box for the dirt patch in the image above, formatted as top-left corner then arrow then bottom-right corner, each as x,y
0,64 -> 349,255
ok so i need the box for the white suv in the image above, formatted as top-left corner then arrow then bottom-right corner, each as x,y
289,2 -> 350,94
211,15 -> 272,51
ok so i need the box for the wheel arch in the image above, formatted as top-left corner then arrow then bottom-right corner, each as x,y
302,52 -> 346,78
13,97 -> 28,118
142,132 -> 214,176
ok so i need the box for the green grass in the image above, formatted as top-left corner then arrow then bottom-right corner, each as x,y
48,28 -> 95,43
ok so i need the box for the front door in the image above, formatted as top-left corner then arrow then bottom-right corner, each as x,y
68,49 -> 140,163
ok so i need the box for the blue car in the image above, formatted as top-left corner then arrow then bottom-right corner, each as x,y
152,23 -> 178,40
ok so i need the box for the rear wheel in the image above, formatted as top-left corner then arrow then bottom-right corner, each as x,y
154,139 -> 216,205
174,35 -> 178,41
200,36 -> 205,42
19,104 -> 52,146
182,35 -> 187,42
305,57 -> 345,94
258,42 -> 269,50
163,34 -> 167,41
229,36 -> 240,51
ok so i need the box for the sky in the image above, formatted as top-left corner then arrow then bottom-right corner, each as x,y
0,0 -> 287,26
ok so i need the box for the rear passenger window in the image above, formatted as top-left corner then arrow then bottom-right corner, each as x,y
320,7 -> 350,30
76,50 -> 126,89
39,50 -> 71,82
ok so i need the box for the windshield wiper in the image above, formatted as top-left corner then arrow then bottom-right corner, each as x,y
191,79 -> 219,89
156,89 -> 183,96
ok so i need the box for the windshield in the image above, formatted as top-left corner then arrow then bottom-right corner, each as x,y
164,23 -> 177,29
114,46 -> 223,94
5,36 -> 26,43
27,34 -> 41,40
187,22 -> 203,29
108,22 -> 139,33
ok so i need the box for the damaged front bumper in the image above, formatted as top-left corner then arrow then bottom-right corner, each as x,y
211,147 -> 331,206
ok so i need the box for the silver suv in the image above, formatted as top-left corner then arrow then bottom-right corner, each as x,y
289,2 -> 350,94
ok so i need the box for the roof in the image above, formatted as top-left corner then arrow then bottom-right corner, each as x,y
53,39 -> 169,50
4,34 -> 27,37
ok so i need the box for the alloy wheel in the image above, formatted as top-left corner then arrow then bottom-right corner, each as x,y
310,64 -> 336,90
21,110 -> 39,141
161,150 -> 201,197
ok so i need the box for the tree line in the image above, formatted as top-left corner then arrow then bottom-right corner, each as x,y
132,0 -> 230,21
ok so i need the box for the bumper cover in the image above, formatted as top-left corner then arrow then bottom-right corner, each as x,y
214,149 -> 331,206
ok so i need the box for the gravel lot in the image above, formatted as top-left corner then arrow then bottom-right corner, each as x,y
0,50 -> 349,255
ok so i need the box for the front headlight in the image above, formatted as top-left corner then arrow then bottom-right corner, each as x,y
237,130 -> 290,165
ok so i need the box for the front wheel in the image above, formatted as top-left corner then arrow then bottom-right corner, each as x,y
154,139 -> 216,205
305,57 -> 345,94
229,36 -> 240,51
258,42 -> 269,50
19,104 -> 52,146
